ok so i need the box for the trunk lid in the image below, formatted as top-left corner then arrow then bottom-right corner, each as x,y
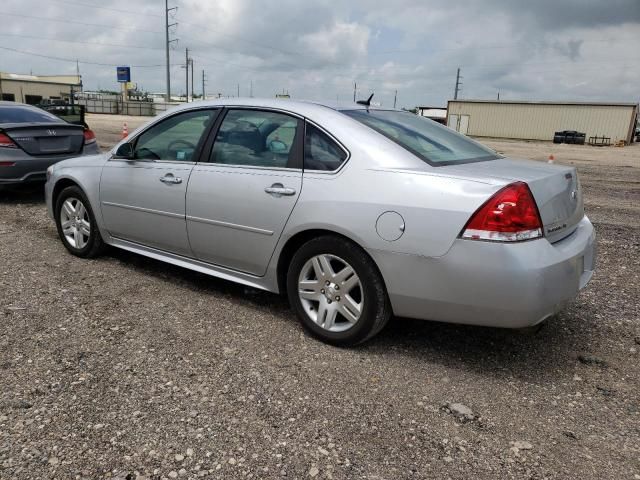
442,158 -> 584,243
2,122 -> 84,156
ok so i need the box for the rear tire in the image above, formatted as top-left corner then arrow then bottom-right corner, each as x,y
55,186 -> 106,258
287,235 -> 391,346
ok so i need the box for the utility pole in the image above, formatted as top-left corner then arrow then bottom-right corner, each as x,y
393,90 -> 397,109
202,70 -> 206,99
190,57 -> 194,100
185,47 -> 189,102
454,67 -> 462,100
165,0 -> 178,102
250,80 -> 253,98
353,82 -> 357,102
237,83 -> 240,98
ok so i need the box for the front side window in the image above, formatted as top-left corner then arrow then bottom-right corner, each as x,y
209,109 -> 301,168
304,123 -> 347,171
134,109 -> 217,161
342,109 -> 500,166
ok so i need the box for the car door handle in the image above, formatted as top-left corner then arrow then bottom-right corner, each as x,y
265,183 -> 296,196
159,174 -> 182,185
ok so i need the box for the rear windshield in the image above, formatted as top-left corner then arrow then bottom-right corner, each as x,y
342,109 -> 500,166
0,105 -> 61,124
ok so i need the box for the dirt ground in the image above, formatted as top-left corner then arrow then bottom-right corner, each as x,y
0,113 -> 639,480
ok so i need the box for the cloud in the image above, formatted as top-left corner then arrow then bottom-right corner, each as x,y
1,0 -> 638,108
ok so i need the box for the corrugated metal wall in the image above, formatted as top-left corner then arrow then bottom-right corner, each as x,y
447,101 -> 636,143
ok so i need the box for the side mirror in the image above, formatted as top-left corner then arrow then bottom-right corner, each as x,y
113,142 -> 134,159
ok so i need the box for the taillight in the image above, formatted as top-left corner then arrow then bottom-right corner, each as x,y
83,128 -> 97,145
0,132 -> 17,148
461,181 -> 543,242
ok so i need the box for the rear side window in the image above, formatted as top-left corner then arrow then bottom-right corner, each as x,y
304,123 -> 347,171
209,109 -> 301,169
343,109 -> 500,166
0,105 -> 60,124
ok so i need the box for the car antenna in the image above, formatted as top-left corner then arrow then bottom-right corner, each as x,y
356,93 -> 374,107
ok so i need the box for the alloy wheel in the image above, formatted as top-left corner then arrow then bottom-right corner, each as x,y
60,197 -> 90,249
298,254 -> 363,332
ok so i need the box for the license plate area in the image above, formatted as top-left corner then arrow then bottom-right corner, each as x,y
39,137 -> 70,153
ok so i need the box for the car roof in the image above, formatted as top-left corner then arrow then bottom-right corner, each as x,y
169,97 -> 400,115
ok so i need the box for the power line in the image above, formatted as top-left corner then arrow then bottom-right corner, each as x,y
48,0 -> 163,17
2,12 -> 164,34
0,45 -> 176,68
0,32 -> 163,51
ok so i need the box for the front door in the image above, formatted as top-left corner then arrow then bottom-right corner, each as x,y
186,108 -> 303,276
100,108 -> 219,256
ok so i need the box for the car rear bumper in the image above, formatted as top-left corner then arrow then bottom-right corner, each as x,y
369,215 -> 596,328
0,145 -> 99,185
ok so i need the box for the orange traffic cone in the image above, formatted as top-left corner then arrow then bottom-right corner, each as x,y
547,154 -> 555,164
122,123 -> 129,139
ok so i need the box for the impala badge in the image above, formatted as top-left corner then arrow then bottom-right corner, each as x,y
47,129 -> 57,136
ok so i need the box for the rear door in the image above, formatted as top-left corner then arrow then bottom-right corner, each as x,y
186,108 -> 303,276
100,108 -> 219,256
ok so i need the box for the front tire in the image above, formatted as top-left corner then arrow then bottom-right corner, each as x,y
54,186 -> 106,258
287,235 -> 391,346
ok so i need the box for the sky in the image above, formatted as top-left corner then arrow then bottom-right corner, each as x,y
1,0 -> 639,108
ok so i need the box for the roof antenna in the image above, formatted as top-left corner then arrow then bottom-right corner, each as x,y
357,93 -> 374,107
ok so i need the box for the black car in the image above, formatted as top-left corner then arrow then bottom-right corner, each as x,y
0,102 -> 99,187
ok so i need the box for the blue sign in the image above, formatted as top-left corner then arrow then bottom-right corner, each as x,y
116,66 -> 131,83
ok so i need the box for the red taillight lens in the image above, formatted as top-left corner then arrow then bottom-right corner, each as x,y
83,128 -> 96,145
461,181 -> 543,242
0,132 -> 17,148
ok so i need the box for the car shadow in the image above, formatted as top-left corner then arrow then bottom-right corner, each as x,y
0,184 -> 46,204
106,246 -> 592,382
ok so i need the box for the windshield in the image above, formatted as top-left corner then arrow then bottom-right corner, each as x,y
0,105 -> 61,124
342,109 -> 500,166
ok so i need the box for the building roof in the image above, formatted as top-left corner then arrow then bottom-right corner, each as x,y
0,72 -> 81,86
448,99 -> 638,108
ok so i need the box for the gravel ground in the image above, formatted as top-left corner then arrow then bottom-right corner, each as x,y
1,115 -> 639,479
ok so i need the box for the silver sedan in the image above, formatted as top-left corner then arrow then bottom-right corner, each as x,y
45,98 -> 596,345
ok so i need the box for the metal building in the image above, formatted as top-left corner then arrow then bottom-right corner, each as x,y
0,72 -> 82,105
447,99 -> 638,144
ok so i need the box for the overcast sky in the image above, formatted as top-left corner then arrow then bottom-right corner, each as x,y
2,0 -> 639,108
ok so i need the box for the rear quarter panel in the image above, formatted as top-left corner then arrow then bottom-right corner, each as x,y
284,160 -> 504,259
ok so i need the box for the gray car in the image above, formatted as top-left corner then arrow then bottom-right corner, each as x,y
44,98 -> 596,345
0,102 -> 99,186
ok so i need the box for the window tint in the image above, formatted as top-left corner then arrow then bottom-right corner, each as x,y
134,109 -> 217,161
343,109 -> 500,166
0,105 -> 60,123
210,110 -> 300,168
304,124 -> 347,171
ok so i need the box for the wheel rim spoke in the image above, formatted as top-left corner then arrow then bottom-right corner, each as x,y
79,220 -> 91,237
62,200 -> 75,218
339,295 -> 361,324
323,307 -> 338,330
